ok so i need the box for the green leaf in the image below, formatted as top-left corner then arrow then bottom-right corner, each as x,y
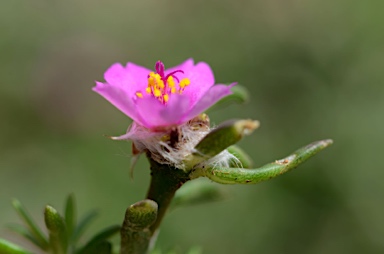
44,205 -> 68,254
190,139 -> 333,184
76,225 -> 120,254
206,85 -> 249,112
12,199 -> 49,250
79,241 -> 112,254
71,210 -> 99,244
226,145 -> 253,168
64,194 -> 76,239
0,238 -> 33,254
7,224 -> 41,247
171,180 -> 227,209
184,119 -> 259,169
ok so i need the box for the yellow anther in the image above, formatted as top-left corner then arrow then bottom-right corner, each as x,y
167,76 -> 175,87
148,77 -> 155,87
163,94 -> 169,102
136,92 -> 143,98
157,80 -> 165,89
145,69 -> 190,104
154,73 -> 162,82
154,89 -> 162,97
179,78 -> 191,88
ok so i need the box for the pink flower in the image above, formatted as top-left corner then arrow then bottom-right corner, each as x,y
93,59 -> 235,133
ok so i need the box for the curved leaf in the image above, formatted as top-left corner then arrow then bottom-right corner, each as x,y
12,199 -> 49,250
190,139 -> 333,184
0,238 -> 32,254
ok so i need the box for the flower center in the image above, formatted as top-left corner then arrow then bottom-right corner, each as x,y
135,61 -> 190,104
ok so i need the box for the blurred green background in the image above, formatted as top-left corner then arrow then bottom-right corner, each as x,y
1,0 -> 383,253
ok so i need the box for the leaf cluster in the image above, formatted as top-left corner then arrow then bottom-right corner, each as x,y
0,195 -> 119,254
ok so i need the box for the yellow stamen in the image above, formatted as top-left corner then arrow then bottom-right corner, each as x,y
153,89 -> 162,97
158,80 -> 165,89
154,74 -> 162,84
167,76 -> 175,88
148,79 -> 154,88
179,78 -> 191,88
140,67 -> 191,104
163,94 -> 169,102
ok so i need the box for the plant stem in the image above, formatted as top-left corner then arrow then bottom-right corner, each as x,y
146,158 -> 190,234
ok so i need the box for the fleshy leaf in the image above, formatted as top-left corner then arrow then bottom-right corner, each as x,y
7,224 -> 41,247
71,210 -> 99,244
190,139 -> 333,184
44,205 -> 67,254
171,179 -> 227,209
0,238 -> 32,254
65,194 -> 76,239
226,145 -> 253,168
184,119 -> 259,169
12,199 -> 49,250
76,225 -> 120,254
79,241 -> 112,254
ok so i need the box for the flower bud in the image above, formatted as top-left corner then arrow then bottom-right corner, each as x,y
184,119 -> 259,169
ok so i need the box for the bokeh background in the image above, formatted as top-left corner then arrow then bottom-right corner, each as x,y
1,0 -> 383,253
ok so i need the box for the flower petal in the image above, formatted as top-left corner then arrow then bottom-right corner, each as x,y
135,94 -> 191,128
126,62 -> 153,91
164,58 -> 195,77
160,94 -> 191,124
104,62 -> 152,97
182,62 -> 215,105
186,83 -> 236,120
104,63 -> 130,88
93,81 -> 146,126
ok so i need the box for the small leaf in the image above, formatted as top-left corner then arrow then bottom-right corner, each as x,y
0,238 -> 33,254
76,225 -> 120,254
44,205 -> 67,254
7,224 -> 41,247
184,119 -> 259,169
206,85 -> 249,112
226,145 -> 253,168
171,180 -> 227,209
190,139 -> 333,184
71,210 -> 99,244
80,241 -> 112,254
12,199 -> 49,250
64,194 -> 76,239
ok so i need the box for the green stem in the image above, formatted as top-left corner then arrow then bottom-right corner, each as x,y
146,158 -> 190,234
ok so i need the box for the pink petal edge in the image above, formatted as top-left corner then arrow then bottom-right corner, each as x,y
182,61 -> 216,106
185,83 -> 236,120
93,81 -> 147,126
